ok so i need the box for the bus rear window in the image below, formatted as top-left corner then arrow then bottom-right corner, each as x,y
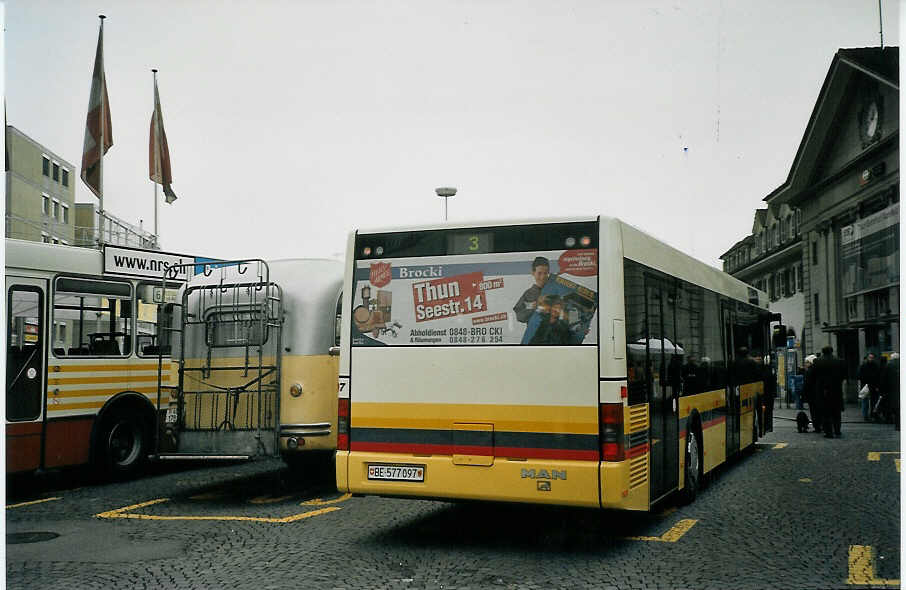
352,222 -> 599,347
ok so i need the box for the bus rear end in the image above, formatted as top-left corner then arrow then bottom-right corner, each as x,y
337,219 -> 606,507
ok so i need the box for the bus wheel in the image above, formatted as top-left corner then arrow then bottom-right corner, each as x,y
679,427 -> 701,505
99,413 -> 147,479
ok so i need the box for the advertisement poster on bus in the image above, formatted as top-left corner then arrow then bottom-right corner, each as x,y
351,249 -> 598,346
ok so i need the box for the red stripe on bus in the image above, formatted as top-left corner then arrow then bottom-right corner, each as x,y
703,416 -> 727,429
350,441 -> 598,461
626,443 -> 649,459
5,422 -> 43,436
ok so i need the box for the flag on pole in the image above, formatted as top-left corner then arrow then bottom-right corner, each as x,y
149,74 -> 177,203
81,18 -> 112,199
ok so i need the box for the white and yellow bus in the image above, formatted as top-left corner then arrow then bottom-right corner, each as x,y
5,239 -> 182,478
156,258 -> 343,469
336,216 -> 774,509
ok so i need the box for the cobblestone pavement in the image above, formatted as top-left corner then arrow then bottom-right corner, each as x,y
6,406 -> 900,590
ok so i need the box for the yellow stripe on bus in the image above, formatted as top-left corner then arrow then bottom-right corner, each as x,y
47,386 -> 159,398
48,374 -> 163,385
352,402 -> 598,434
50,363 -> 173,373
49,396 -> 164,412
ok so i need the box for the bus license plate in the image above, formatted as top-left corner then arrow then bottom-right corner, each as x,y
368,464 -> 424,482
165,408 -> 178,424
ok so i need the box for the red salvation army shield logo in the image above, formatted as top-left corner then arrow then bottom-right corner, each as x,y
370,262 -> 392,288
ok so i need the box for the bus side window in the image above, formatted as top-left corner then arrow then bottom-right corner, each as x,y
136,283 -> 177,356
53,277 -> 132,357
335,291 -> 343,348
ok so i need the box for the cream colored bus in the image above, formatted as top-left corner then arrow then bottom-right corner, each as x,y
5,239 -> 181,478
156,258 -> 343,469
336,216 -> 774,509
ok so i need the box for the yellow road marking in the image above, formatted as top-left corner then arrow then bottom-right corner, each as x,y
95,498 -> 341,523
624,519 -> 698,543
301,493 -> 352,506
847,545 -> 900,586
867,452 -> 900,461
798,478 -> 812,483
6,497 -> 61,509
773,443 -> 788,449
895,459 -> 901,473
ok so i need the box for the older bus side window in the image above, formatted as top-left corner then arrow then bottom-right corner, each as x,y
137,283 -> 178,357
53,277 -> 132,357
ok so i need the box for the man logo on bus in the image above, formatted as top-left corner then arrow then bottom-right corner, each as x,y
520,468 -> 566,480
370,262 -> 391,288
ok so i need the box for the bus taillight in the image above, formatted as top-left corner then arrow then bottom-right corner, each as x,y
600,403 -> 624,462
338,398 -> 349,451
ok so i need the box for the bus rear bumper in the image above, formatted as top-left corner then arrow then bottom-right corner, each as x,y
342,452 -> 600,508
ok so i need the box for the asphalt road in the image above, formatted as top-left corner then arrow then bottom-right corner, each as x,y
6,406 -> 901,590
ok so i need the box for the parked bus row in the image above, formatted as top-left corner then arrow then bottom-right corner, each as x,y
7,215 -> 775,511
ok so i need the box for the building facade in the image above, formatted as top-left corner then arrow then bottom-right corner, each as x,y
5,125 -> 76,245
721,47 -> 899,398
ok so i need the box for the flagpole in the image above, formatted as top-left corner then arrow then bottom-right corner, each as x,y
152,68 -> 159,248
97,14 -> 106,247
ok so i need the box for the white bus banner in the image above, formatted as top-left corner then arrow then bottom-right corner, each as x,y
103,246 -> 193,281
352,249 -> 598,346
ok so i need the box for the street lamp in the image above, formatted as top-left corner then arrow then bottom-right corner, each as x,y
435,187 -> 457,221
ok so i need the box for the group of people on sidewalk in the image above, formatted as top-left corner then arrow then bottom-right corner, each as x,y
800,346 -> 900,437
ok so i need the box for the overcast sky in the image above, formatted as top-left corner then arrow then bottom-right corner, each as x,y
3,1 -> 901,266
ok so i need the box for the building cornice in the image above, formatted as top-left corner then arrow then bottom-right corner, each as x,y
730,239 -> 803,280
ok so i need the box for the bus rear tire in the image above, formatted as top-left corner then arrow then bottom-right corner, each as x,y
98,412 -> 148,479
679,426 -> 701,505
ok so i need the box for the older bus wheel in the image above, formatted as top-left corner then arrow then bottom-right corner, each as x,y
99,413 -> 148,478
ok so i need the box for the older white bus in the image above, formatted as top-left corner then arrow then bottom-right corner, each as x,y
5,239 -> 181,478
336,216 -> 773,509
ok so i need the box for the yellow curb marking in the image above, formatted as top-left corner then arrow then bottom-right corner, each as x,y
301,493 -> 352,506
773,443 -> 788,449
95,498 -> 341,523
6,497 -> 61,509
867,452 -> 900,461
624,519 -> 698,543
249,495 -> 295,504
895,459 -> 901,473
847,545 -> 900,586
798,478 -> 812,483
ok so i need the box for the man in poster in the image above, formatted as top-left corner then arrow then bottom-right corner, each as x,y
513,256 -> 551,323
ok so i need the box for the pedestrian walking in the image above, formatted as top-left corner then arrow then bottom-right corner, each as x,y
802,354 -> 821,432
813,346 -> 846,438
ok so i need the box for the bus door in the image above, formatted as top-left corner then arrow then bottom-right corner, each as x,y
722,302 -> 740,456
6,277 -> 47,473
646,276 -> 679,502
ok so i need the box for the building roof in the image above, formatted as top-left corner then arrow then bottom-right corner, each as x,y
763,46 -> 898,206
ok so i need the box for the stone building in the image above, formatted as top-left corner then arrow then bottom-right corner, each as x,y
721,47 -> 898,396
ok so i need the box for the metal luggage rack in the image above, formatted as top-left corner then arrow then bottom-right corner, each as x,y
155,259 -> 283,458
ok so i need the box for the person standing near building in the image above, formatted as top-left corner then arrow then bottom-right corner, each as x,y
802,354 -> 820,432
813,346 -> 847,438
881,353 -> 900,430
858,352 -> 881,421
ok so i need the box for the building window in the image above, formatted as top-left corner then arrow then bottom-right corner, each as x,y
42,156 -> 50,176
61,168 -> 69,187
62,204 -> 69,224
52,199 -> 60,221
797,263 -> 803,292
795,209 -> 802,235
814,293 -> 820,323
812,241 -> 818,265
42,194 -> 50,216
52,162 -> 59,181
